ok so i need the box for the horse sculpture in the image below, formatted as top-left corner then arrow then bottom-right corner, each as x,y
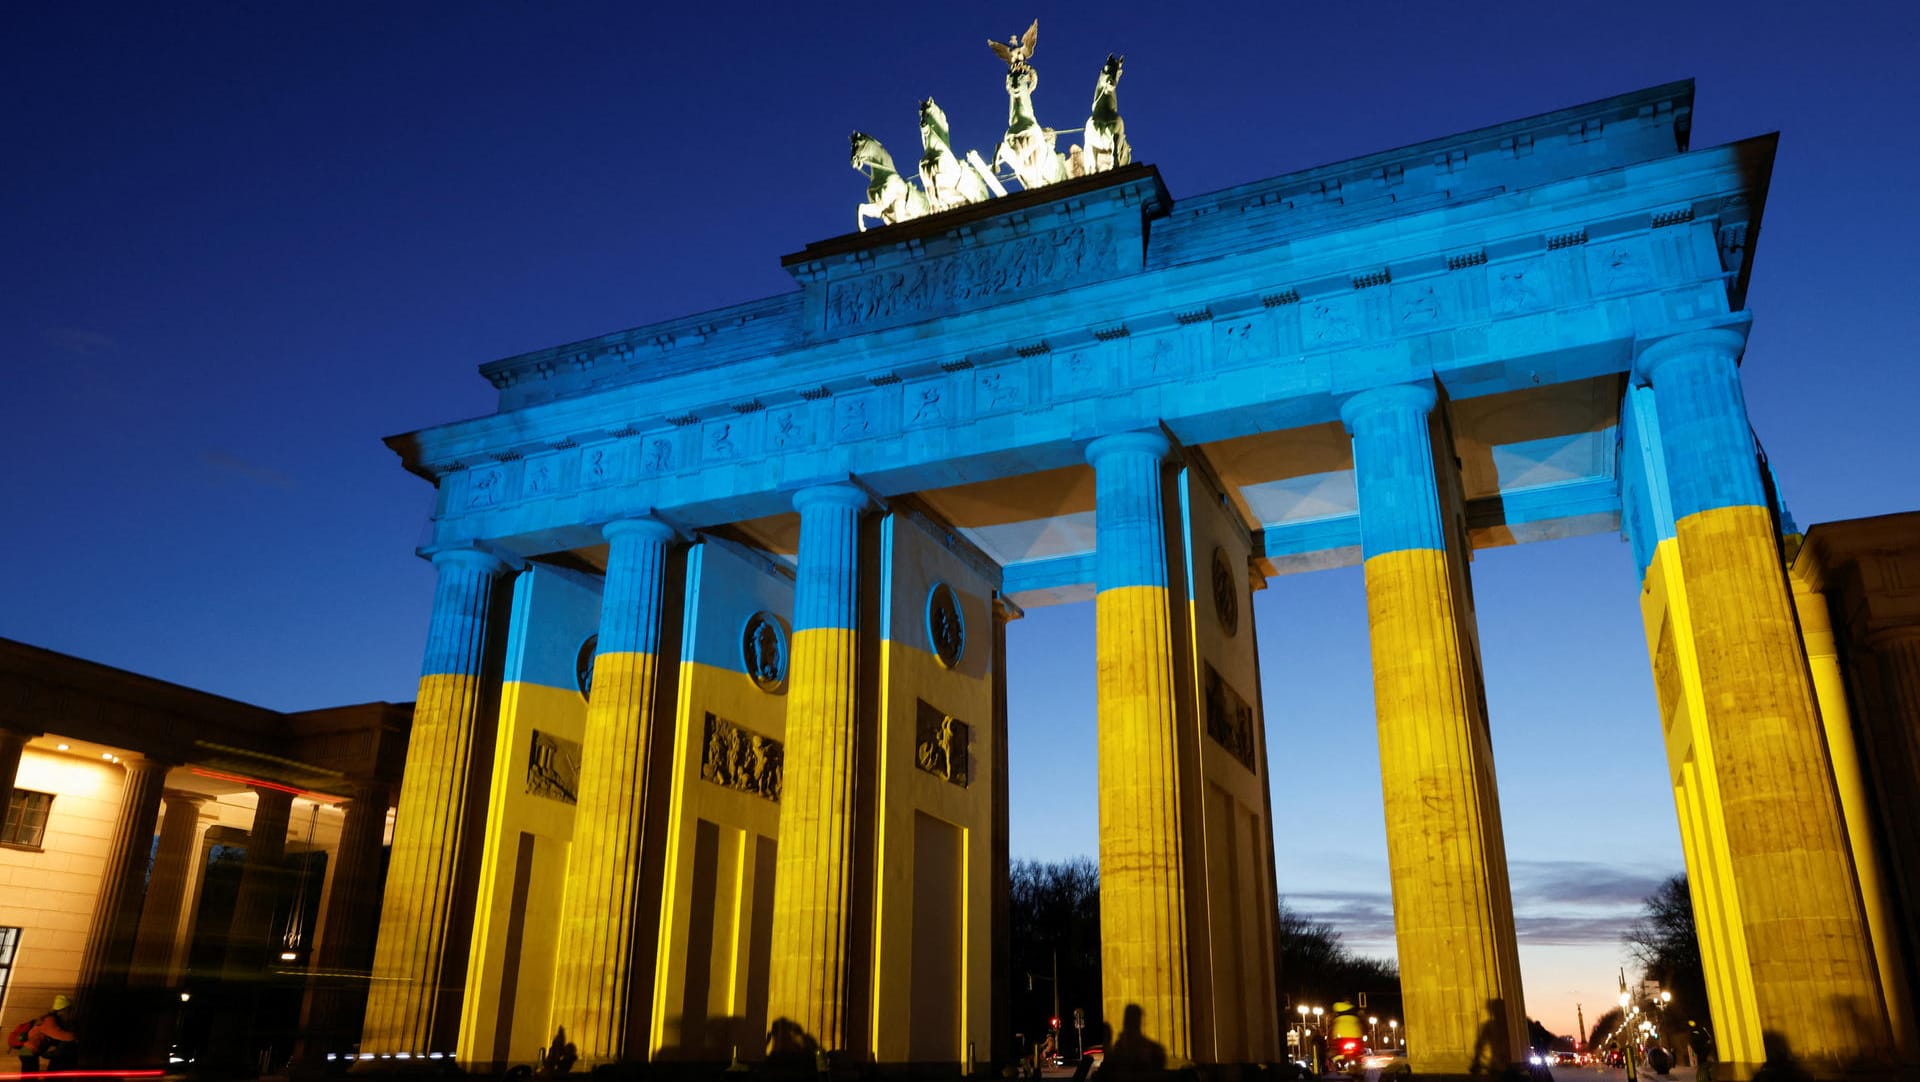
990,21 -> 1067,191
1078,53 -> 1130,175
917,98 -> 992,213
851,130 -> 927,231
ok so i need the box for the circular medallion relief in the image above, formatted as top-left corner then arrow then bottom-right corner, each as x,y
927,582 -> 966,668
741,611 -> 789,693
576,633 -> 599,699
1211,547 -> 1239,637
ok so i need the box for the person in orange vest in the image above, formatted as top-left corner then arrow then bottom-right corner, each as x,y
14,994 -> 77,1074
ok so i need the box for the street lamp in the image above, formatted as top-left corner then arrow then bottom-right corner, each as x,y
1389,1019 -> 1399,1047
1296,1005 -> 1310,1063
1368,1016 -> 1379,1049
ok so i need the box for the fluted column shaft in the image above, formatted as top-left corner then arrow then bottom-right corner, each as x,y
766,483 -> 868,1053
130,791 -> 209,984
1342,384 -> 1525,1076
226,785 -> 296,974
1640,331 -> 1890,1065
362,546 -> 510,1054
1087,430 -> 1191,1065
76,756 -> 170,997
299,780 -> 392,1056
552,517 -> 678,1064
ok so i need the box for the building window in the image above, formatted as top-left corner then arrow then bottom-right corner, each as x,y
1,790 -> 53,849
0,927 -> 17,1009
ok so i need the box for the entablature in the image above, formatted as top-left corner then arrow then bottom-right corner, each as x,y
391,135 -> 1769,495
474,81 -> 1702,412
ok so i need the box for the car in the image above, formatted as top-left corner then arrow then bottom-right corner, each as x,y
1361,1048 -> 1409,1081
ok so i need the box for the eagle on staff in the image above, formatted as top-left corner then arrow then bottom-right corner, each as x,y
988,19 -> 1039,69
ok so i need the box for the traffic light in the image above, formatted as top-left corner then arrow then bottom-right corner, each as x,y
1050,1017 -> 1060,1030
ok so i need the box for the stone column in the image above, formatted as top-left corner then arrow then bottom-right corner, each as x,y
75,756 -> 169,1000
299,780 -> 393,1058
1638,330 -> 1890,1067
551,516 -> 678,1064
766,483 -> 868,1055
130,790 -> 210,985
362,545 -> 512,1054
1341,384 -> 1526,1076
0,728 -> 35,829
225,785 -> 296,974
1086,430 -> 1192,1065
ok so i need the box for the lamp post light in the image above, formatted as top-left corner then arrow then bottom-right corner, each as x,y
1618,983 -> 1639,1082
1368,1016 -> 1379,1049
1296,1005 -> 1310,1065
1389,1019 -> 1399,1047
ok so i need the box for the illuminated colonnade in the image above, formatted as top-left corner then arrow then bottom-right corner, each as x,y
364,80 -> 1910,1078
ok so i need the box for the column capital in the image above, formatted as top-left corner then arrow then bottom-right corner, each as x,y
1084,429 -> 1170,468
1633,327 -> 1748,386
601,515 -> 679,544
116,754 -> 174,777
424,543 -> 516,576
160,788 -> 211,808
792,481 -> 870,514
1339,382 -> 1437,435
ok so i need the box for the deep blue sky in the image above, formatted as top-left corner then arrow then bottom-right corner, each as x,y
5,1 -> 1916,1039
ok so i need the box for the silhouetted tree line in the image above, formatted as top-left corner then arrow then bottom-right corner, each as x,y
1009,858 -> 1103,1054
1616,873 -> 1712,1057
1008,859 -> 1412,1054
1273,900 -> 1402,1025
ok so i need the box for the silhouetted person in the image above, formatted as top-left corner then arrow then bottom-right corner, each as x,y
1099,1004 -> 1166,1079
539,1025 -> 577,1076
1469,997 -> 1507,1076
766,1017 -> 823,1070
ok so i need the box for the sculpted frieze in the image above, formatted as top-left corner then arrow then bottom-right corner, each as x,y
767,405 -> 810,449
1202,664 -> 1257,773
522,453 -> 562,498
1304,295 -> 1363,348
701,712 -> 783,802
905,379 -> 947,427
822,221 -> 1118,333
1051,347 -> 1105,394
974,365 -> 1028,413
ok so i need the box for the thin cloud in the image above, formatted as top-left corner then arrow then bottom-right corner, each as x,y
1510,860 -> 1675,908
201,450 -> 296,489
44,328 -> 116,354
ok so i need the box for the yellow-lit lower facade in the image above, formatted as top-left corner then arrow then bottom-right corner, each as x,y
361,510 -> 1023,1073
1640,511 -> 1898,1079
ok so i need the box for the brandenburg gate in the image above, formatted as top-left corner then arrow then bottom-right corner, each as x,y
362,39 -> 1905,1080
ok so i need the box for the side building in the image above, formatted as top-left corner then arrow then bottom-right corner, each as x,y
0,638 -> 409,1070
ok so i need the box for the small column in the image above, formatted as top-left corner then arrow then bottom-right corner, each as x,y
551,516 -> 678,1064
225,785 -> 296,974
1341,384 -> 1526,1076
989,595 -> 1017,1069
766,482 -> 868,1055
0,728 -> 35,826
130,790 -> 210,985
362,545 -> 512,1055
299,780 -> 393,1058
1086,430 -> 1192,1065
75,756 -> 170,997
1638,331 -> 1890,1065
